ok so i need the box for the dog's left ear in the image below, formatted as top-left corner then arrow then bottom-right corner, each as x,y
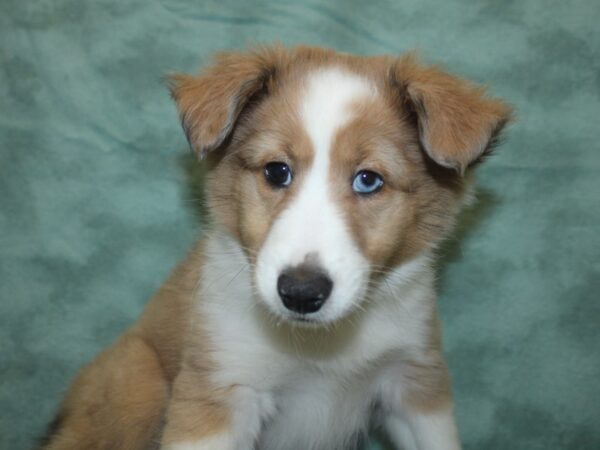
169,47 -> 284,158
393,56 -> 514,174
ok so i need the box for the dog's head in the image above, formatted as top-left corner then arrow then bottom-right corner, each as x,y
170,46 -> 512,325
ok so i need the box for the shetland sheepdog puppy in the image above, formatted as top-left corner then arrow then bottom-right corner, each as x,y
40,45 -> 511,450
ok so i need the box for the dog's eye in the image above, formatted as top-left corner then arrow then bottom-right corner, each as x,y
352,170 -> 384,195
264,162 -> 293,188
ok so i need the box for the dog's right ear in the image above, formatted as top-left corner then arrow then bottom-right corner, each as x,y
168,47 -> 284,159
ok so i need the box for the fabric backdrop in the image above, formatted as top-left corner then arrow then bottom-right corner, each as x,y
1,0 -> 599,449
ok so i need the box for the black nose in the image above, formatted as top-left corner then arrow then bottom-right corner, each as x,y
277,265 -> 333,314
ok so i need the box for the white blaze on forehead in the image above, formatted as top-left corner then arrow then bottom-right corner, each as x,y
255,68 -> 376,322
301,68 -> 375,153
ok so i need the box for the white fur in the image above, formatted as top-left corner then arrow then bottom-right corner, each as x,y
164,435 -> 232,450
255,68 -> 375,323
194,231 -> 447,450
174,68 -> 460,450
384,416 -> 419,450
377,368 -> 461,450
384,408 -> 461,450
409,409 -> 461,450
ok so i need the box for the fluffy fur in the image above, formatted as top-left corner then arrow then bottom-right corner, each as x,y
40,45 -> 512,450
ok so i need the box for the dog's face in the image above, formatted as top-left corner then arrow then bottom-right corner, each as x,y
170,46 -> 511,324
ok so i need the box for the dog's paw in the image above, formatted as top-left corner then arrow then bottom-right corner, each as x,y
161,434 -> 234,450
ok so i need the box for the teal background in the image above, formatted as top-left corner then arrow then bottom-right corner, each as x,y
1,0 -> 599,449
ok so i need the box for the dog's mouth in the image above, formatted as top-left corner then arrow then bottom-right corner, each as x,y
261,303 -> 327,326
285,312 -> 322,325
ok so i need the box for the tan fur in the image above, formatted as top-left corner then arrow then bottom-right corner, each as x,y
43,334 -> 167,450
169,46 -> 287,158
395,55 -> 513,174
402,314 -> 454,413
329,94 -> 460,269
42,45 -> 512,449
42,243 -> 228,448
160,368 -> 231,445
206,93 -> 314,257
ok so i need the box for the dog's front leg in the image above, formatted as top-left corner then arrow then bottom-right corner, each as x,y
378,359 -> 461,450
160,368 -> 273,450
383,405 -> 461,450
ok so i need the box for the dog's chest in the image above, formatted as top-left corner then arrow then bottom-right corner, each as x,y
257,369 -> 374,450
201,292 -> 386,450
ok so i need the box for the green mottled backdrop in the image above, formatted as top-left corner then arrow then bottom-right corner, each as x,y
1,0 -> 599,449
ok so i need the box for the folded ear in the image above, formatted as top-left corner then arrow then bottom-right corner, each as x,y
168,47 -> 284,158
393,55 -> 513,174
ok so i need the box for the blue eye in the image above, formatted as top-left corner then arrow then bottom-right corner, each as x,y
264,162 -> 293,188
352,170 -> 384,194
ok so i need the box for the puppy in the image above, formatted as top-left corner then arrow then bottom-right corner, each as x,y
40,45 -> 512,450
